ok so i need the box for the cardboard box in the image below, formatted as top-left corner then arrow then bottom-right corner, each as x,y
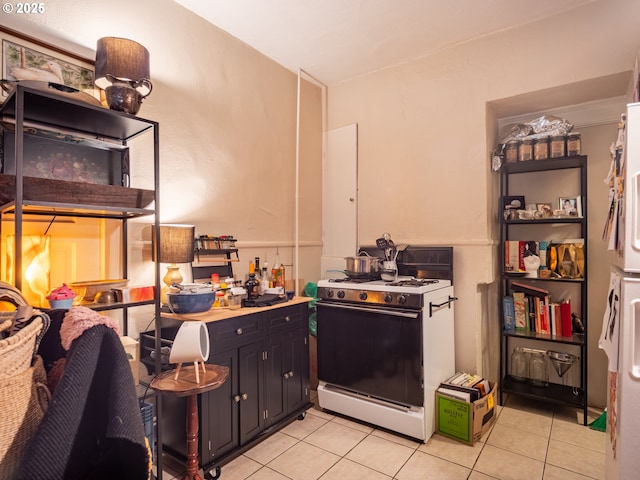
120,336 -> 139,385
436,381 -> 497,445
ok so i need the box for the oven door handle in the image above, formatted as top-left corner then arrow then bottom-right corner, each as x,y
318,302 -> 419,318
429,296 -> 458,317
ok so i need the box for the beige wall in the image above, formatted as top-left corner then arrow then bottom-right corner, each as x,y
4,0 -> 323,306
327,0 -> 640,407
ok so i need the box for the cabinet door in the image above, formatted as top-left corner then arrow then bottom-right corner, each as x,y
238,341 -> 264,445
285,325 -> 309,415
264,330 -> 287,427
264,325 -> 310,427
203,348 -> 239,462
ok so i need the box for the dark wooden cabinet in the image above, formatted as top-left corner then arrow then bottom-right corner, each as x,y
159,300 -> 312,473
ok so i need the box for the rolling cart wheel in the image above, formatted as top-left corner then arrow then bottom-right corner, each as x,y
297,411 -> 306,420
205,465 -> 221,479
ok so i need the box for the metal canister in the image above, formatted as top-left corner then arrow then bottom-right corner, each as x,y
550,135 -> 566,158
505,140 -> 519,163
518,139 -> 533,162
567,133 -> 581,156
533,136 -> 549,160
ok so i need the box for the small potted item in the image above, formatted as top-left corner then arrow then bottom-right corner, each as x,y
47,283 -> 76,309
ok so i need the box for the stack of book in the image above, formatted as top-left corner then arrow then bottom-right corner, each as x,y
502,281 -> 573,337
437,372 -> 492,403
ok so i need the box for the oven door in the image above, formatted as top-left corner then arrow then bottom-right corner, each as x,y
317,301 -> 423,407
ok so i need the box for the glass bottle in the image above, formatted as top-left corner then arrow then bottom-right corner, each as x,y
279,264 -> 286,290
246,262 -> 259,299
254,257 -> 261,284
260,267 -> 269,294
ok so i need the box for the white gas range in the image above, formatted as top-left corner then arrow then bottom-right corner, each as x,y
315,247 -> 457,441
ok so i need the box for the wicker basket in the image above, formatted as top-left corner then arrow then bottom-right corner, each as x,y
0,355 -> 50,479
0,316 -> 43,380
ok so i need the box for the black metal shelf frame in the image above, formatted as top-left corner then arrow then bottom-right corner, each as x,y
498,156 -> 588,426
0,85 -> 166,473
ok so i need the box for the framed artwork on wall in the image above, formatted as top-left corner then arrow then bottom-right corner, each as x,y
0,26 -> 95,102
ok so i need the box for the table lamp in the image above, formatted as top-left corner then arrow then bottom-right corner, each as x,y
169,321 -> 210,383
95,37 -> 152,115
152,224 -> 195,305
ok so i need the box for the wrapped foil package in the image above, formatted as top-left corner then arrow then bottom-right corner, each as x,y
492,115 -> 574,171
501,115 -> 574,144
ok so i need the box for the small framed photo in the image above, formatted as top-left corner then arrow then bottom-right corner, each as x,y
559,196 -> 582,216
503,195 -> 525,211
536,203 -> 553,217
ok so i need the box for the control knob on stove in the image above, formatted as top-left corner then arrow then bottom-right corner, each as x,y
398,294 -> 408,305
383,293 -> 393,303
337,290 -> 345,299
326,289 -> 334,298
359,291 -> 368,301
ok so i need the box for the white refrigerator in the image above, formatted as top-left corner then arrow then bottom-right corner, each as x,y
601,102 -> 640,480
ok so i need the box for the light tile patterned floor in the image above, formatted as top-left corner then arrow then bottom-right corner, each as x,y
160,391 -> 606,480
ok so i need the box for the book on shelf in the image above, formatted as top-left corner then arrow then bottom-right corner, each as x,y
560,299 -> 572,337
505,240 -> 524,271
506,282 -> 573,336
513,292 -> 527,331
511,281 -> 550,297
503,296 -> 515,331
504,241 -> 539,272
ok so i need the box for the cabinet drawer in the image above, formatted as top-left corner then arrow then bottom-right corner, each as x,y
208,312 -> 263,350
266,304 -> 306,335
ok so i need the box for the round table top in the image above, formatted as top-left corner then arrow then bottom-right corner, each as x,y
150,364 -> 229,397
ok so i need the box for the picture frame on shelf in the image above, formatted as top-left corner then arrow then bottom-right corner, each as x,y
502,195 -> 525,211
559,196 -> 582,217
536,203 -> 553,217
0,26 -> 96,102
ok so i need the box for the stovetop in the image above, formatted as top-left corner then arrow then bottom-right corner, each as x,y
318,276 -> 450,294
317,276 -> 452,308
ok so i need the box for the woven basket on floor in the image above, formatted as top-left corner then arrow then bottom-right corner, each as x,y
0,355 -> 50,479
0,316 -> 43,380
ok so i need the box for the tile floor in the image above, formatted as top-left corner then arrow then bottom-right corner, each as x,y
160,391 -> 606,480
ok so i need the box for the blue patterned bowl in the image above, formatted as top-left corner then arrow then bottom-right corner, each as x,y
166,291 -> 215,313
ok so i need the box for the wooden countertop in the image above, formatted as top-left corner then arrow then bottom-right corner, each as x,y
161,296 -> 312,323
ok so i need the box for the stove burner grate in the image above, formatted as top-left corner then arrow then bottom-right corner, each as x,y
328,277 -> 376,283
386,279 -> 440,287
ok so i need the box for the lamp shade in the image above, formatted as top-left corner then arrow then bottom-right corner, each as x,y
152,224 -> 195,264
95,37 -> 151,95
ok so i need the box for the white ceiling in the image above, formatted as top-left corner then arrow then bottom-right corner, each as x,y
173,0 -> 596,85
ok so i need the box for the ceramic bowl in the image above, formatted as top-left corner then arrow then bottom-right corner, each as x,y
48,298 -> 74,309
166,291 -> 215,314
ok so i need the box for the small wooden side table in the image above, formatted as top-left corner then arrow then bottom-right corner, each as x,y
151,364 -> 229,480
